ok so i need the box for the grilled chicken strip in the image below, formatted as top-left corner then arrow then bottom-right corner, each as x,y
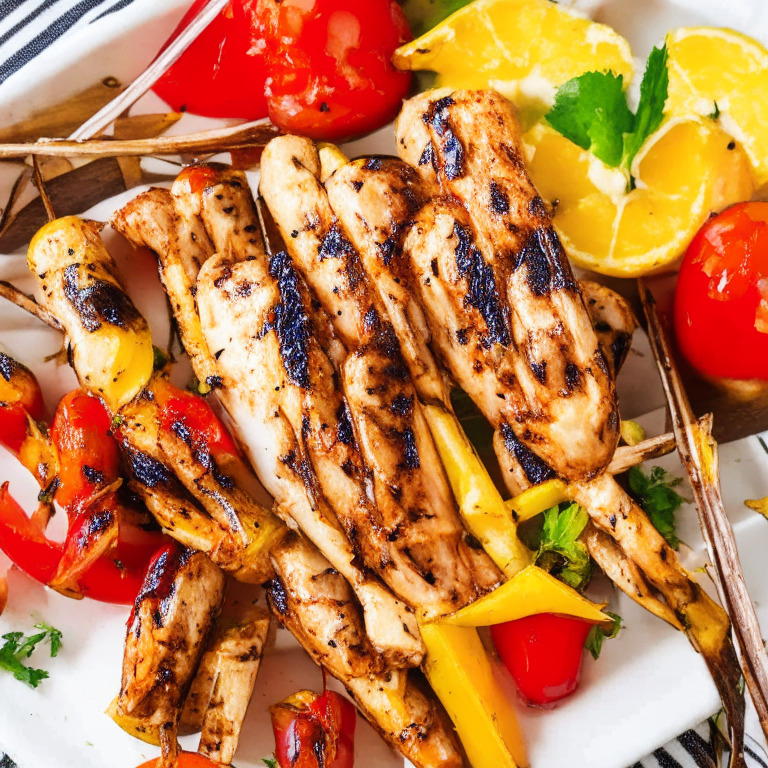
397,89 -> 619,480
116,546 -> 226,759
115,175 -> 425,665
260,136 -> 501,610
181,586 -> 270,765
267,533 -> 465,768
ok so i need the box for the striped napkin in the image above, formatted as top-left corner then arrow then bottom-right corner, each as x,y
0,0 -> 144,87
1,4 -> 767,768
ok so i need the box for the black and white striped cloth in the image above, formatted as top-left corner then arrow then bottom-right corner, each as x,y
0,0 -> 142,86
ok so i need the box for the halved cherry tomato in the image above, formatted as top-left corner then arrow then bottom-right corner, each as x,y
271,689 -> 356,768
674,201 -> 768,381
252,0 -> 413,141
153,0 -> 269,120
136,752 -> 220,768
490,612 -> 595,706
0,353 -> 45,455
50,389 -> 120,515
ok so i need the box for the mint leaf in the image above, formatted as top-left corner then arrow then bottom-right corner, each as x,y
585,612 -> 622,659
535,503 -> 592,591
547,71 -> 634,167
621,44 -> 669,171
628,465 -> 683,549
0,622 -> 62,688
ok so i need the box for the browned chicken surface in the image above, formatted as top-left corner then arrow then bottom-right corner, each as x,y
117,546 -> 226,759
397,89 -> 619,481
267,533 -> 466,768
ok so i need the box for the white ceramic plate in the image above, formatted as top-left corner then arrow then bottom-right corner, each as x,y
1,2 -> 768,768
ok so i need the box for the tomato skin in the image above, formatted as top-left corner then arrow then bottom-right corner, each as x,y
136,752 -> 220,768
271,689 -> 356,768
251,0 -> 413,141
674,201 -> 768,381
490,613 -> 595,706
153,0 -> 269,120
50,390 -> 120,515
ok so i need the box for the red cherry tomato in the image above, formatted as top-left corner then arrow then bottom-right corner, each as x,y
50,389 -> 120,515
490,613 -> 595,706
271,689 -> 356,768
153,0 -> 269,120
251,0 -> 413,141
0,353 -> 45,455
674,201 -> 768,381
136,752 -> 220,768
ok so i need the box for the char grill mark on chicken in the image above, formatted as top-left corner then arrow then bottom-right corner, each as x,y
267,533 -> 466,768
260,137 -> 503,611
115,171 -> 424,666
397,89 -> 620,481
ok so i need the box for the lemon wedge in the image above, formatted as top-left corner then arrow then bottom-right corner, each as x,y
393,0 -> 633,124
524,117 -> 753,276
666,27 -> 768,190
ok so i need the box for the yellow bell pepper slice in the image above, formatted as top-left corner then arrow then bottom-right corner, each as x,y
421,621 -> 528,768
505,479 -> 569,523
423,403 -> 532,577
442,564 -> 611,627
106,697 -> 160,745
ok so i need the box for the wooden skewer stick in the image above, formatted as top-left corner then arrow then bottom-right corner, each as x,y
0,281 -> 62,330
0,120 -> 280,160
639,278 -> 768,748
69,0 -> 232,142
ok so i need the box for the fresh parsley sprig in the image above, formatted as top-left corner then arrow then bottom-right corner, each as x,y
0,621 -> 62,688
535,502 -> 592,592
546,43 -> 669,182
628,465 -> 685,550
585,612 -> 622,659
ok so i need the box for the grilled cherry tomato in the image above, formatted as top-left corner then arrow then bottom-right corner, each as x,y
270,689 -> 356,768
136,753 -> 220,768
251,0 -> 413,141
674,201 -> 768,381
490,613 -> 595,706
153,0 -> 269,120
0,353 -> 45,455
50,389 -> 120,515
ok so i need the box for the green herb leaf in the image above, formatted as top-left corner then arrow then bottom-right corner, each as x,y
621,44 -> 669,171
535,503 -> 592,591
547,71 -> 634,167
262,758 -> 277,768
0,622 -> 62,688
152,345 -> 169,372
709,101 -> 721,120
585,612 -> 622,659
628,465 -> 684,549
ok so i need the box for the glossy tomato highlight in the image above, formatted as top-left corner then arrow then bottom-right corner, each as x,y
491,612 -> 595,706
674,202 -> 768,381
252,0 -> 413,141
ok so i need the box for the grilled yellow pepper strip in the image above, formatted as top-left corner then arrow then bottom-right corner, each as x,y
442,564 -> 611,627
424,403 -> 532,577
28,217 -> 154,412
505,479 -> 569,523
421,621 -> 528,768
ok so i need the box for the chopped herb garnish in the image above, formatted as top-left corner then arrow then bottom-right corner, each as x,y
152,345 -> 170,371
546,44 -> 669,183
262,758 -> 277,768
709,101 -> 721,120
585,612 -> 622,659
535,502 -> 592,592
628,465 -> 684,549
0,621 -> 62,688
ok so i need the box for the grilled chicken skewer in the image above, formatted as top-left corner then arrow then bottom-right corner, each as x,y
267,532 -> 465,768
26,216 -> 283,584
113,174 -> 425,665
259,136 -> 501,604
397,89 -> 619,481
